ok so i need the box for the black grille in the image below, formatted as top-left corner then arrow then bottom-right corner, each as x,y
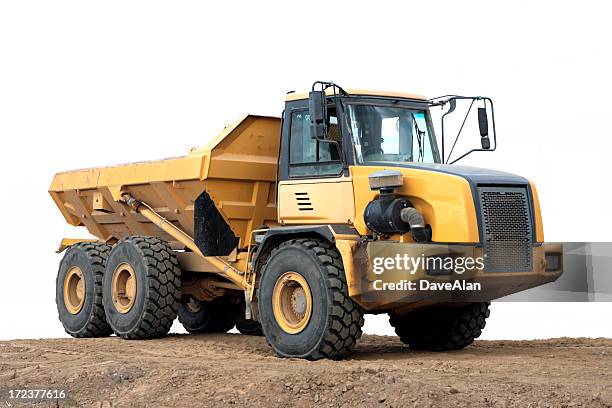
478,186 -> 533,272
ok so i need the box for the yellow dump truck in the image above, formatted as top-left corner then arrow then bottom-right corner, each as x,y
50,82 -> 562,359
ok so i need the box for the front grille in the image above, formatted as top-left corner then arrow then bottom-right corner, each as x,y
478,186 -> 533,272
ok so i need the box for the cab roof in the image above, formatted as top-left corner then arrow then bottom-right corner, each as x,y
285,88 -> 427,102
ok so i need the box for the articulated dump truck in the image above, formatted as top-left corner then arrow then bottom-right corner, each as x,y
50,82 -> 562,360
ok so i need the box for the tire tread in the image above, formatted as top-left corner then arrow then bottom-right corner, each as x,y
389,302 -> 490,351
56,242 -> 113,338
110,236 -> 181,339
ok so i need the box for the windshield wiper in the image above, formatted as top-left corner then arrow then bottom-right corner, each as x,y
412,113 -> 425,162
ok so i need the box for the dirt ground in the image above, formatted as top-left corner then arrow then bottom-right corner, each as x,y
0,334 -> 610,408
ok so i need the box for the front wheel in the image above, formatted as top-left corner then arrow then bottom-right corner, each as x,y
389,302 -> 490,351
258,238 -> 364,360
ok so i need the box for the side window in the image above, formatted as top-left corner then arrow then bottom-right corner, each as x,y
289,110 -> 343,177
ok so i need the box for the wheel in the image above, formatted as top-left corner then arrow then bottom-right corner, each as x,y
56,242 -> 113,337
236,318 -> 263,336
258,238 -> 364,360
389,302 -> 490,351
103,236 -> 181,339
178,295 -> 242,333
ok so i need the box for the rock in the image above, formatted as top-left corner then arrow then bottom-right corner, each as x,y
314,394 -> 320,403
378,395 -> 387,403
449,387 -> 460,394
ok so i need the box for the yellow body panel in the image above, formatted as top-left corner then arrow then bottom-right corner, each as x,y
50,115 -> 281,249
529,180 -> 545,242
278,177 -> 355,224
350,165 -> 480,243
56,238 -> 99,253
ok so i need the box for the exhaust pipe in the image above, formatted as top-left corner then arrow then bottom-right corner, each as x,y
400,207 -> 430,243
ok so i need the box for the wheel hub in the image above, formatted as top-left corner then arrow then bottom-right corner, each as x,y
111,263 -> 137,314
64,266 -> 85,314
272,271 -> 312,334
290,287 -> 307,317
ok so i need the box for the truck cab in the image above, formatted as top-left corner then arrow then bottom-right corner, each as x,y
278,88 -> 439,229
272,82 -> 558,310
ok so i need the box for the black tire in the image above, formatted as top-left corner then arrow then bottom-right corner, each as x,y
56,242 -> 113,338
178,295 -> 242,333
258,238 -> 364,360
236,319 -> 264,336
389,302 -> 490,351
103,236 -> 180,339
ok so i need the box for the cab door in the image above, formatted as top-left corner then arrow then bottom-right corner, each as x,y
277,105 -> 355,225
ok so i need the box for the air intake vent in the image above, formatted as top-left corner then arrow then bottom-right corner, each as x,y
478,186 -> 533,272
295,192 -> 313,211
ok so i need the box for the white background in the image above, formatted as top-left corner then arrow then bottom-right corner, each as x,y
0,1 -> 610,340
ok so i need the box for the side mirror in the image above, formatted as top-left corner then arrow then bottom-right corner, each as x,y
478,107 -> 491,149
478,107 -> 489,136
309,90 -> 326,139
481,136 -> 491,149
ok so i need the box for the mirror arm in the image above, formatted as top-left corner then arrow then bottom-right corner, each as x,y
447,97 -> 497,164
309,81 -> 350,171
445,99 -> 475,164
429,96 -> 497,165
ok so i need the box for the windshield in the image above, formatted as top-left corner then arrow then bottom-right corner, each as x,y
347,104 -> 440,164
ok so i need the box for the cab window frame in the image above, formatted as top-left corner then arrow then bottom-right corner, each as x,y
285,106 -> 347,180
343,98 -> 442,166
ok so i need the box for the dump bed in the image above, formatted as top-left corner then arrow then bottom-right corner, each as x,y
50,115 -> 281,249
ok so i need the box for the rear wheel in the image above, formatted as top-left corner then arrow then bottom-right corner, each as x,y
103,236 -> 180,339
178,295 -> 242,333
258,238 -> 364,360
389,302 -> 490,351
56,242 -> 113,337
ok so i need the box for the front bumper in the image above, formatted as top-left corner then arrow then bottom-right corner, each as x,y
343,241 -> 563,311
